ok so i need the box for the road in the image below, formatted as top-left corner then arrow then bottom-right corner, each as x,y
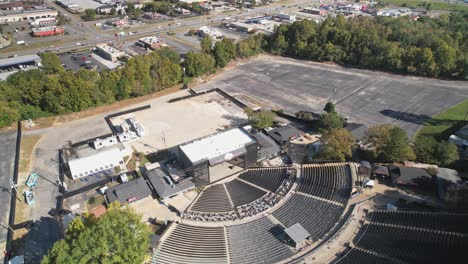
0,0 -> 315,58
0,130 -> 17,262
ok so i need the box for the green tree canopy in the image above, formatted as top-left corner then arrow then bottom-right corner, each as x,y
319,128 -> 354,161
42,202 -> 151,264
213,38 -> 236,68
184,51 -> 215,77
40,53 -> 65,74
318,112 -> 344,131
366,124 -> 415,162
200,36 -> 213,54
244,107 -> 275,129
83,9 -> 96,20
323,101 -> 336,113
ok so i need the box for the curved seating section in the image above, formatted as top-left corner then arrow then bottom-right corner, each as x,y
336,210 -> 468,264
356,223 -> 468,264
227,217 -> 294,264
225,179 -> 266,206
299,163 -> 351,204
369,210 -> 468,233
272,194 -> 344,241
154,224 -> 227,264
190,184 -> 233,213
237,192 -> 282,219
239,167 -> 291,193
336,248 -> 400,264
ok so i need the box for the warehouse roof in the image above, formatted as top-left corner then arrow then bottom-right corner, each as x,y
179,128 -> 255,164
0,54 -> 40,68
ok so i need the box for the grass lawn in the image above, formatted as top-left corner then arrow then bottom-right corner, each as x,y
416,99 -> 468,140
139,152 -> 150,166
19,135 -> 41,173
382,0 -> 468,11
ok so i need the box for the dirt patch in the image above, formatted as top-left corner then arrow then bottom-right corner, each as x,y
19,135 -> 42,174
14,186 -> 29,224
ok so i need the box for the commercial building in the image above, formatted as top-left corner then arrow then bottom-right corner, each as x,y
105,177 -> 152,204
95,43 -> 125,62
31,26 -> 64,37
0,54 -> 41,69
137,36 -> 167,50
29,17 -> 56,27
63,144 -> 129,180
302,7 -> 326,16
142,165 -> 195,202
266,125 -> 302,145
0,8 -> 57,24
178,128 -> 257,186
230,21 -> 255,33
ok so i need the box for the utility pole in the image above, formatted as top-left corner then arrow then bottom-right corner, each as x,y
0,217 -> 13,233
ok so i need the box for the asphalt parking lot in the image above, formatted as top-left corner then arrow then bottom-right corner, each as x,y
59,52 -> 107,72
194,55 -> 468,137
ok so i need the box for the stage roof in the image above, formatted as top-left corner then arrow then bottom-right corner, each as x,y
180,128 -> 255,165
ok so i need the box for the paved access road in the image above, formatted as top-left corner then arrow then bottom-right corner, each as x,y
0,131 -> 16,246
0,0 -> 317,58
195,56 -> 468,137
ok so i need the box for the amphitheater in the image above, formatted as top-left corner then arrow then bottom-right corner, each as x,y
153,163 -> 468,264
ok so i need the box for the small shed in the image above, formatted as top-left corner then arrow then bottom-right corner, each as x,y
284,223 -> 310,250
372,165 -> 389,178
359,161 -> 371,176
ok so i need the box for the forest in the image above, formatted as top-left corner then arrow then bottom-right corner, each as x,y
0,12 -> 466,128
266,12 -> 467,79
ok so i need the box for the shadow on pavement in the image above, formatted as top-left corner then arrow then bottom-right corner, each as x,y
12,217 -> 61,263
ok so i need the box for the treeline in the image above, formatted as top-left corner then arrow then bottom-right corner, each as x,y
266,12 -> 467,79
0,35 -> 264,128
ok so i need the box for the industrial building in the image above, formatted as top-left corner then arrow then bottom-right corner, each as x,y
31,26 -> 64,37
63,143 -> 129,180
0,8 -> 57,24
178,128 -> 257,186
142,164 -> 195,202
137,36 -> 167,50
0,54 -> 41,69
105,176 -> 152,204
95,43 -> 125,62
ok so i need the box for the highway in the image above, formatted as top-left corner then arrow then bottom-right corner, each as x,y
0,0 -> 316,58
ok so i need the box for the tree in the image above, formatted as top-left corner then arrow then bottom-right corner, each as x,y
42,202 -> 150,264
213,38 -> 236,68
323,101 -> 336,113
83,9 -> 96,20
318,112 -> 343,130
0,101 -> 20,127
365,124 -> 414,162
40,53 -> 65,74
200,36 -> 213,54
319,128 -> 354,161
434,141 -> 459,166
191,2 -> 203,13
414,136 -> 437,164
184,51 -> 215,77
244,107 -> 275,129
414,136 -> 459,166
382,126 -> 415,162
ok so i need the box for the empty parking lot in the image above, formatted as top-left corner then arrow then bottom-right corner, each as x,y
194,55 -> 468,137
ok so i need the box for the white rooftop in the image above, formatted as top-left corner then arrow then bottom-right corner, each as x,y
180,128 -> 254,164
